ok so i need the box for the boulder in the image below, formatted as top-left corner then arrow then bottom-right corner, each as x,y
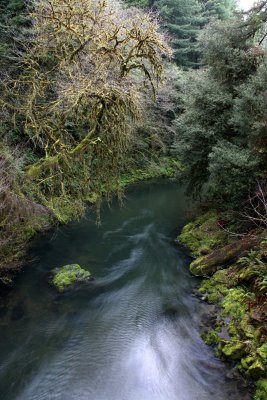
51,264 -> 92,292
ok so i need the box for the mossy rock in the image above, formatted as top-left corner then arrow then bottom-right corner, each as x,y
227,320 -> 239,338
202,330 -> 220,345
255,379 -> 267,400
51,264 -> 92,292
240,355 -> 255,370
257,343 -> 267,364
221,341 -> 246,360
239,315 -> 256,339
247,359 -> 265,380
207,290 -> 222,303
178,211 -> 228,257
222,288 -> 248,319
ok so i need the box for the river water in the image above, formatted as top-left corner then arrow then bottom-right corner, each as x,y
0,181 -> 250,400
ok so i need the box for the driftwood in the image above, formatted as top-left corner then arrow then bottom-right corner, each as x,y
190,230 -> 267,276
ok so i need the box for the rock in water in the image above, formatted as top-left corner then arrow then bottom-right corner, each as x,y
51,264 -> 92,292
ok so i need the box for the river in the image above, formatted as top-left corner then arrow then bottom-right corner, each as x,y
0,180 -> 250,400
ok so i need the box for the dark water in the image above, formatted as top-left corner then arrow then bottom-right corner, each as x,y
0,181 -> 250,400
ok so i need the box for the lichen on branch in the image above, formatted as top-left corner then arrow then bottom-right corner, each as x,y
8,0 -> 171,203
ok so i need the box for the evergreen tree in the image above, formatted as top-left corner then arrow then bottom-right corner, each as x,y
201,0 -> 237,21
158,0 -> 204,67
173,3 -> 267,206
123,0 -> 237,68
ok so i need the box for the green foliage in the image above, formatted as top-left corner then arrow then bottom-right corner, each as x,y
201,0 -> 237,21
173,8 -> 267,207
158,0 -> 204,68
0,0 -> 174,283
123,0 -> 237,68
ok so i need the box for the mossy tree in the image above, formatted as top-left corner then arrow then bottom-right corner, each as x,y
2,0 -> 171,217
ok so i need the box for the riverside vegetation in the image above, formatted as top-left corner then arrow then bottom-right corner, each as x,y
178,211 -> 267,399
0,0 -> 267,398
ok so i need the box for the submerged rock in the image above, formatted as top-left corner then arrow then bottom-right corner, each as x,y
51,264 -> 93,292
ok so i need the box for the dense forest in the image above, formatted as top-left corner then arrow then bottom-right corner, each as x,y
0,0 -> 267,398
1,0 -> 266,279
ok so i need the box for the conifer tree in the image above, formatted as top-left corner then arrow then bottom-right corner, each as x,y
158,0 -> 204,67
201,0 -> 237,21
173,2 -> 267,205
123,0 -> 237,68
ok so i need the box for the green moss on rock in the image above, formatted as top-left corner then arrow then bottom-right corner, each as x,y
178,211 -> 228,257
228,320 -> 239,338
221,341 -> 246,360
222,288 -> 248,319
255,379 -> 267,400
240,355 -> 255,370
207,290 -> 222,303
202,330 -> 220,345
180,212 -> 267,396
240,315 -> 256,339
257,343 -> 267,364
52,264 -> 92,292
247,359 -> 265,379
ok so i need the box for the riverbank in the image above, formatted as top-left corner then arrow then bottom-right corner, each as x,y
178,212 -> 267,400
0,157 -> 180,285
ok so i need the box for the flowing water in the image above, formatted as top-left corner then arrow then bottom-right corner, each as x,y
0,181 -> 250,400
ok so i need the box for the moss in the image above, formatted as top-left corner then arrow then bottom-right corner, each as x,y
178,210 -> 228,257
239,355 -> 265,379
202,330 -> 221,345
118,157 -> 180,188
52,264 -> 92,292
198,286 -> 207,295
207,291 -> 221,303
254,380 -> 267,400
228,320 -> 239,338
257,343 -> 267,364
185,213 -> 267,394
240,315 -> 256,339
247,359 -> 265,379
222,288 -> 248,319
221,341 -> 246,360
240,355 -> 255,370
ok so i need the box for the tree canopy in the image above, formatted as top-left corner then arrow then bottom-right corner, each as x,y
173,1 -> 267,205
123,0 -> 238,68
2,0 -> 171,214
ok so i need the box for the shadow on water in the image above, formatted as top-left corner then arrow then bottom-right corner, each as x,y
0,180 -> 251,400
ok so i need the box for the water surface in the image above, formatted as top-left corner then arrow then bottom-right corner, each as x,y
0,181 -> 250,400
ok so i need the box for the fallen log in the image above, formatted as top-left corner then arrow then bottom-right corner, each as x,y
190,230 -> 267,276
